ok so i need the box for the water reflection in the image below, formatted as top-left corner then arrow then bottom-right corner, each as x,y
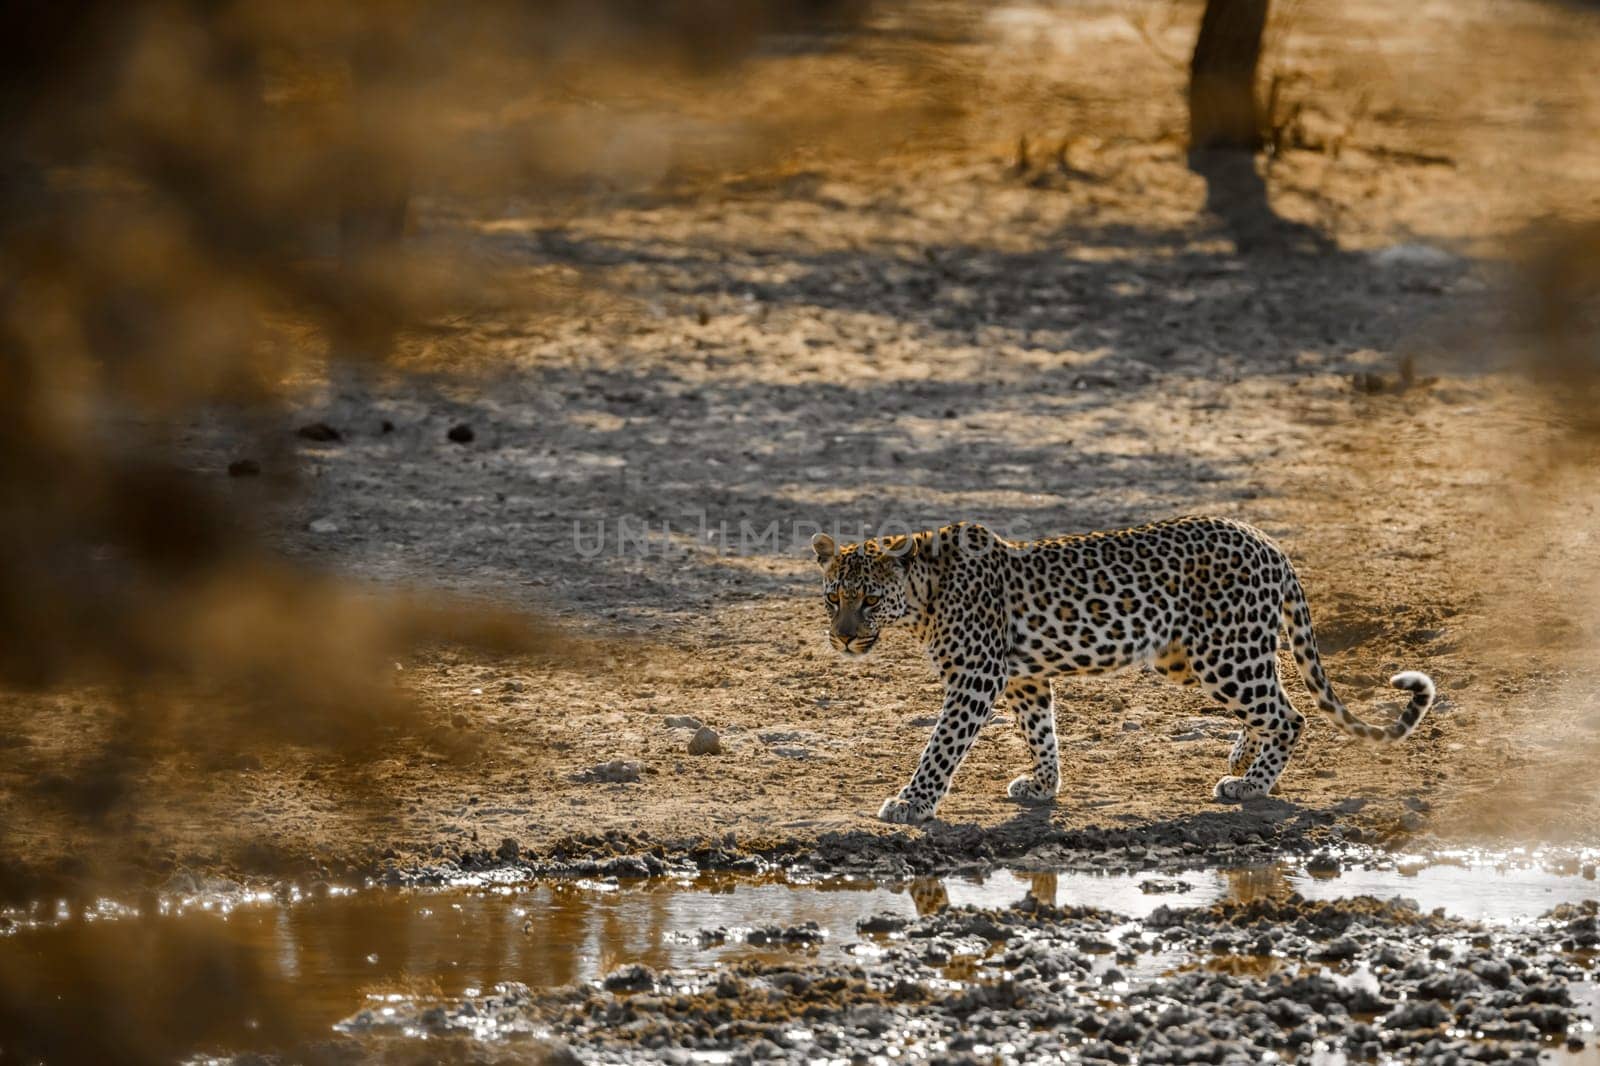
1223,863 -> 1297,904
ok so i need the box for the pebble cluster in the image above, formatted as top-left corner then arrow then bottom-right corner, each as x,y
342,897 -> 1598,1065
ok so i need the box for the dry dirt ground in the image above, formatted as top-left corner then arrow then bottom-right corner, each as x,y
4,0 -> 1600,896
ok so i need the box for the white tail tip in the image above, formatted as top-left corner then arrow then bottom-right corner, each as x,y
1389,671 -> 1435,698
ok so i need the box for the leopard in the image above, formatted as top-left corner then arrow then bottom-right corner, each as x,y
811,516 -> 1435,824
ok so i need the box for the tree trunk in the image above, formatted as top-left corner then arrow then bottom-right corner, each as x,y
1189,0 -> 1270,152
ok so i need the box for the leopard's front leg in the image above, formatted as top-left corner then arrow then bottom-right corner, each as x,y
1004,677 -> 1060,804
879,667 -> 1004,824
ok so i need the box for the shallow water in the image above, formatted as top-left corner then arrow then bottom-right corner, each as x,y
2,852 -> 1596,1062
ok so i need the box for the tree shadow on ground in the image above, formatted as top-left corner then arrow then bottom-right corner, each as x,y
286,172 -> 1474,627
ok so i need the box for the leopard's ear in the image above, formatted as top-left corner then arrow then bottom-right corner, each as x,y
811,532 -> 836,566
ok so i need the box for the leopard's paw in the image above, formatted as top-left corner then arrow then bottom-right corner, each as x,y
1212,775 -> 1267,802
1006,775 -> 1058,804
877,796 -> 933,825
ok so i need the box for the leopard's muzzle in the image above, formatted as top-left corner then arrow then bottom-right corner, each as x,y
832,632 -> 879,656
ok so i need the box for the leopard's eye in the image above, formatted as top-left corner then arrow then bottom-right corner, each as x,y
825,591 -> 839,605
864,594 -> 881,607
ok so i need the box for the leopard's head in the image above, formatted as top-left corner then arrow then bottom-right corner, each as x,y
811,532 -> 913,656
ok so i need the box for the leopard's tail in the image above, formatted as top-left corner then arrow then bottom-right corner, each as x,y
1282,572 -> 1435,743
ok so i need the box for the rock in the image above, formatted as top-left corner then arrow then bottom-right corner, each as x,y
227,458 -> 260,477
688,727 -> 722,756
664,715 -> 703,730
576,760 -> 641,783
380,420 -> 395,434
1385,1000 -> 1449,1030
537,1041 -> 584,1066
1469,958 -> 1513,989
495,837 -> 520,863
297,421 -> 342,442
1312,936 -> 1360,961
857,913 -> 910,934
308,518 -> 340,534
771,746 -> 811,759
447,423 -> 475,443
844,1005 -> 892,1035
746,921 -> 825,946
602,964 -> 654,992
1305,852 -> 1342,876
1120,721 -> 1142,731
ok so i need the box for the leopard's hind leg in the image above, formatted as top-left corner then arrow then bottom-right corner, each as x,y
1187,633 -> 1305,800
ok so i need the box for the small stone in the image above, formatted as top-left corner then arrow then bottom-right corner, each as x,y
1121,720 -> 1142,731
447,423 -> 475,443
664,715 -> 704,730
380,420 -> 395,434
308,518 -> 340,534
1584,864 -> 1596,881
537,1041 -> 584,1066
496,837 -> 520,863
227,458 -> 260,477
297,421 -> 342,442
1371,243 -> 1457,269
577,760 -> 641,783
688,727 -> 722,756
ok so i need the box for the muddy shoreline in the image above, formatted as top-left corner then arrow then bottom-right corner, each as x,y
1,790 -> 1417,909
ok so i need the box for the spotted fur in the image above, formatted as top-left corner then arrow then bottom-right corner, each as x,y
811,517 -> 1436,824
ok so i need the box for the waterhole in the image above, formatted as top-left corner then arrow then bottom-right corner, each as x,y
2,851 -> 1596,1063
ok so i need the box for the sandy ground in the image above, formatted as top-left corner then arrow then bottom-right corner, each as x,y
3,0 -> 1600,897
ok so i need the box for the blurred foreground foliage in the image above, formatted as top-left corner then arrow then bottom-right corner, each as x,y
0,0 -> 890,821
